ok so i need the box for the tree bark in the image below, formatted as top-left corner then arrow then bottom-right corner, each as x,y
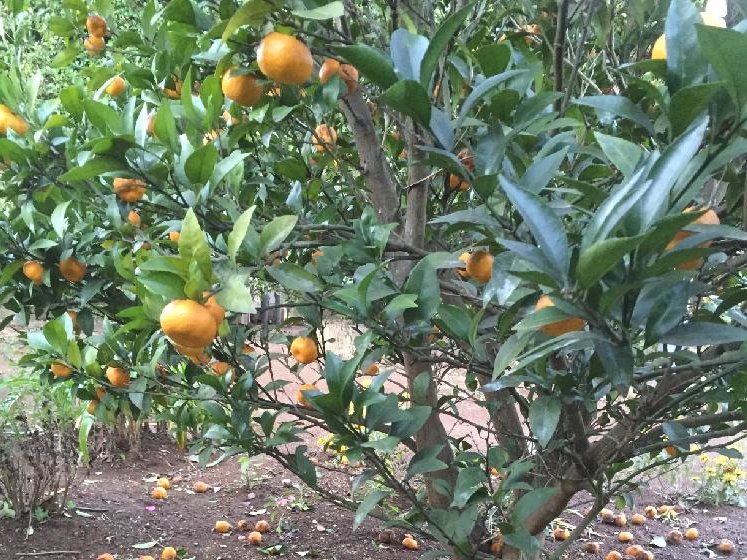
339,93 -> 400,224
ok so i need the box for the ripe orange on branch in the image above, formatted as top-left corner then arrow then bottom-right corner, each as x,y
105,76 -> 126,97
665,207 -> 720,270
465,251 -> 493,283
161,299 -> 219,348
290,336 -> 318,364
86,15 -> 107,37
59,257 -> 87,282
534,295 -> 586,337
105,366 -> 130,388
84,35 -> 105,55
51,362 -> 72,378
313,124 -> 337,152
297,383 -> 317,408
0,106 -> 29,135
318,58 -> 359,94
221,66 -> 264,106
22,260 -> 44,284
257,32 -> 313,85
113,178 -> 146,202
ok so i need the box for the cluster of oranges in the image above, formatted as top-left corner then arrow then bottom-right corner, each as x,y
159,295 -> 225,361
22,255 -> 87,286
214,517 -> 271,546
83,14 -> 107,56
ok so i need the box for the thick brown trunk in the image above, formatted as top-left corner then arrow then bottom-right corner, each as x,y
339,93 -> 400,224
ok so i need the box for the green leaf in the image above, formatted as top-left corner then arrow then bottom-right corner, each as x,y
379,80 -> 431,127
420,3 -> 473,87
50,201 -> 71,239
512,487 -> 558,525
390,29 -> 429,82
405,445 -> 448,480
51,45 -> 79,68
451,467 -> 486,508
520,148 -> 568,193
293,445 -> 317,486
209,150 -> 249,188
139,271 -> 186,300
292,1 -> 344,19
669,82 -> 723,137
528,396 -> 561,448
696,25 -> 747,112
576,236 -> 643,288
382,294 -> 419,323
178,208 -> 212,282
594,132 -> 642,177
665,0 -> 707,92
595,340 -> 634,390
222,0 -> 273,40
476,44 -> 511,77
227,206 -> 256,264
491,332 -> 531,378
334,44 -> 398,90
403,260 -> 440,322
265,263 -> 323,293
659,322 -> 747,346
574,96 -> 654,133
500,176 -> 570,283
259,215 -> 298,256
216,275 -> 256,313
154,101 -> 178,153
353,489 -> 390,530
185,144 -> 218,185
83,100 -> 121,135
59,156 -> 126,183
456,70 -> 528,128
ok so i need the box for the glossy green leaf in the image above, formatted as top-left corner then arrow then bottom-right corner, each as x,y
227,206 -> 256,264
292,1 -> 344,20
659,322 -> 747,346
420,3 -> 473,87
669,82 -> 723,136
528,396 -> 561,448
594,132 -> 642,177
353,489 -> 390,530
185,144 -> 218,185
379,80 -> 431,127
334,44 -> 398,89
577,236 -> 643,288
574,95 -> 654,133
266,262 -> 323,293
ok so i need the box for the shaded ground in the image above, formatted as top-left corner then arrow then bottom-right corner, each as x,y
0,432 -> 428,560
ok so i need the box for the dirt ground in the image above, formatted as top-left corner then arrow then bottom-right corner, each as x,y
1,323 -> 746,560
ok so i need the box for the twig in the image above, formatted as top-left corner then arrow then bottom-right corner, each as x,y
16,553 -> 81,557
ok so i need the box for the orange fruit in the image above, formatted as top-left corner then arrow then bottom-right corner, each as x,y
105,76 -> 126,97
664,445 -> 678,457
490,533 -> 504,554
658,504 -> 672,514
248,531 -> 262,545
204,294 -> 225,327
614,514 -> 628,527
51,361 -> 72,379
553,527 -> 570,540
625,545 -> 645,559
0,109 -> 29,135
311,249 -> 324,264
716,539 -> 734,554
242,343 -> 255,354
84,35 -> 105,55
684,527 -> 699,540
364,363 -> 379,375
161,548 -> 177,560
255,519 -> 270,533
257,32 -> 313,85
67,309 -> 80,332
318,58 -> 359,94
221,66 -> 264,106
97,554 -> 115,560
173,343 -> 209,363
59,257 -> 87,282
105,366 -> 130,388
128,210 -> 141,227
211,361 -> 231,376
457,252 -> 471,279
86,401 -> 98,414
113,177 -> 146,202
605,553 -> 623,560
666,208 -> 720,269
466,251 -> 493,283
312,124 -> 337,152
22,260 -> 44,284
644,505 -> 657,518
86,15 -> 107,37
534,295 -> 586,336
631,513 -> 646,525
95,387 -> 106,400
193,480 -> 209,493
168,231 -> 180,242
160,299 -> 218,348
163,78 -> 182,99
214,520 -> 231,534
600,508 -> 615,522
297,383 -> 317,407
290,337 -> 318,364
156,477 -> 170,489
667,530 -> 683,544
618,532 -> 634,543
448,173 -> 470,191
651,34 -> 666,60
583,542 -> 602,553
402,535 -> 419,550
151,487 -> 167,499
146,113 -> 156,136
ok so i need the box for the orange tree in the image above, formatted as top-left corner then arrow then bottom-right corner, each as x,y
1,0 -> 747,558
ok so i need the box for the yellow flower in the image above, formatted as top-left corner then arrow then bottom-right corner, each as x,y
734,468 -> 746,478
705,467 -> 717,475
723,472 -> 738,484
715,455 -> 728,466
699,454 -> 710,463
